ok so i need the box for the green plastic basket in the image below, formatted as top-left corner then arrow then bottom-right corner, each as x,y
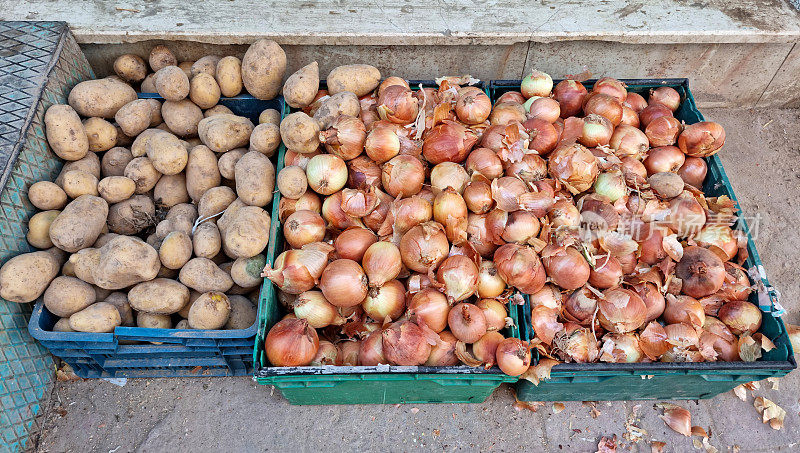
253,83 -> 519,405
488,79 -> 796,401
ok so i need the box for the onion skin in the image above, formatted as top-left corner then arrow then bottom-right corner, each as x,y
430,162 -> 469,194
578,114 -> 613,147
283,210 -> 325,249
718,300 -> 762,335
407,288 -> 450,332
547,143 -> 599,194
678,156 -> 707,188
619,106 -> 640,128
523,118 -> 559,155
521,71 -> 554,98
495,338 -> 531,376
593,77 -> 628,103
650,86 -> 681,112
639,321 -> 670,360
553,80 -> 588,118
382,321 -> 432,366
583,93 -> 623,126
399,222 -> 450,273
378,85 -> 419,125
338,340 -> 361,366
319,116 -> 367,160
466,147 -> 504,179
381,154 -> 425,198
425,331 -> 460,366
306,154 -> 348,195
347,155 -> 382,189
493,243 -> 547,294
489,102 -> 526,126
463,180 -> 495,214
265,318 -> 319,366
359,330 -> 387,365
553,322 -> 598,363
322,191 -> 365,230
365,126 -> 400,163
263,248 -> 329,294
319,259 -> 368,308
423,121 -> 479,164
311,340 -> 338,365
528,97 -> 561,123
675,246 -> 726,298
362,241 -> 402,287
279,191 -> 322,222
334,228 -> 377,262
477,298 -> 507,332
448,303 -> 488,343
645,116 -> 683,147
294,291 -> 345,328
639,103 -> 673,128
678,121 -> 725,157
633,283 -> 666,322
597,287 -> 647,334
531,305 -> 563,345
624,92 -> 648,113
588,255 -> 623,289
436,255 -> 479,302
472,331 -> 505,365
496,91 -> 525,104
599,333 -> 643,363
609,125 -> 649,159
477,260 -> 507,298
668,194 -> 706,237
663,294 -> 706,328
542,245 -> 591,291
456,89 -> 492,124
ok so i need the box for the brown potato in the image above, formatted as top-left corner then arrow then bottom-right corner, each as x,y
124,157 -> 162,194
68,78 -> 138,118
161,100 -> 204,137
159,231 -> 193,269
114,125 -> 134,147
280,112 -> 320,153
137,312 -> 172,329
189,73 -> 221,109
192,222 -> 221,259
178,290 -> 202,318
49,195 -> 108,253
83,117 -> 117,152
217,148 -> 246,180
103,292 -> 134,326
28,181 -> 67,210
0,248 -> 65,303
27,210 -> 60,249
149,45 -> 177,72
276,165 -> 307,199
191,55 -> 222,78
283,61 -> 319,109
219,205 -> 270,259
234,151 -> 275,207
153,173 -> 189,207
259,109 -> 281,126
216,56 -> 243,97
128,278 -> 190,314
249,123 -> 280,156
69,247 -> 100,285
145,99 -> 163,126
140,74 -> 156,93
130,129 -> 162,157
155,203 -> 197,239
146,130 -> 188,175
115,99 -> 153,137
154,66 -> 190,101
93,285 -> 113,301
113,54 -> 147,83
100,147 -> 133,178
98,176 -> 136,203
53,318 -> 75,332
179,258 -> 234,293
225,295 -> 257,329
241,39 -> 286,100
92,236 -> 160,290
62,170 -> 99,198
188,291 -> 231,329
107,195 -> 156,235
44,104 -> 89,161
204,105 -> 234,117
313,91 -> 360,129
230,254 -> 266,288
327,64 -> 381,97
93,233 -> 120,249
198,186 -> 236,220
43,276 -> 95,317
197,114 -> 254,152
69,302 -> 121,333
178,61 -> 194,78
186,145 -> 221,201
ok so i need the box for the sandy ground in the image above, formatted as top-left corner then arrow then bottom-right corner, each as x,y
30,108 -> 800,453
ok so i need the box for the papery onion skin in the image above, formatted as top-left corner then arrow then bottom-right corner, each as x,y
365,126 -> 401,163
620,105 -> 640,128
399,222 -> 450,273
436,254 -> 479,302
579,113 -> 613,147
311,340 -> 338,365
448,302 -> 488,343
633,283 -> 666,322
279,191 -> 322,222
597,287 -> 647,334
407,288 -> 450,332
430,162 -> 469,194
523,118 -> 560,155
495,337 -> 531,376
425,331 -> 460,366
583,93 -> 623,126
521,71 -> 554,98
553,80 -> 588,118
284,210 -> 326,249
588,255 -> 623,289
675,246 -> 726,298
381,154 -> 425,198
639,321 -> 670,360
378,85 -> 419,125
530,284 -> 563,311
359,329 -> 387,365
334,228 -> 377,262
619,156 -> 648,186
548,199 -> 581,228
477,298 -> 507,332
464,180 -> 495,214
718,300 -> 763,335
663,294 -> 706,328
285,149 -> 320,170
382,321 -> 432,366
338,340 -> 361,366
319,116 -> 367,160
347,155 -> 382,190
624,92 -> 648,113
547,143 -> 599,194
553,322 -> 599,363
362,241 -> 403,287
542,245 -> 591,291
563,287 -> 600,326
493,243 -> 547,294
639,103 -> 673,128
678,121 -> 725,157
362,279 -> 406,322
496,91 -> 525,104
720,262 -> 753,301
466,147 -> 504,179
592,171 -> 627,202
423,121 -> 479,164
319,259 -> 369,308
472,331 -> 505,365
646,116 -> 682,147
263,248 -> 329,294
668,194 -> 706,238
322,191 -> 365,230
294,290 -> 345,328
456,89 -> 492,124
678,156 -> 708,188
489,102 -> 527,126
265,318 -> 319,366
600,333 -> 643,363
609,125 -> 649,159
531,305 -> 563,345
593,77 -> 628,103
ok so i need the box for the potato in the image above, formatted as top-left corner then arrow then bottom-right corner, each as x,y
259,109 -> 281,126
230,254 -> 266,288
217,148 -> 246,180
280,112 -> 320,153
69,302 -> 121,333
161,100 -> 204,137
190,223 -> 219,260
92,236 -> 160,290
98,176 -> 136,203
241,39 -> 286,100
283,61 -> 319,109
178,290 -> 202,318
196,186 -> 234,219
145,130 -> 188,175
159,231 -> 192,269
216,198 -> 245,232
149,45 -> 177,72
141,74 -> 156,93
124,157 -> 162,194
225,295 -> 257,329
113,54 -> 147,83
114,125 -> 134,147
106,195 -> 154,235
69,247 -> 100,284
235,151 -> 275,207
154,66 -> 190,101
68,78 -> 138,118
204,105 -> 233,117
115,99 -> 153,137
219,205 -> 270,259
43,276 -> 95,317
53,318 -> 75,332
178,61 -> 194,78
189,73 -> 221,109
156,264 -> 179,279
131,129 -> 162,157
313,91 -> 360,129
58,153 -> 102,187
153,173 -> 189,207
145,99 -> 163,126
191,55 -> 222,78
327,64 -> 381,97
61,259 -> 75,277
83,117 -> 118,153
249,123 -> 280,156
93,233 -> 120,249
137,312 -> 171,329
0,248 -> 65,302
155,203 -> 197,239
44,104 -> 89,161
128,278 -> 190,314
103,292 -> 134,326
62,170 -> 99,198
216,56 -> 243,97
179,258 -> 234,293
99,148 -> 132,178
649,172 -> 685,199
27,210 -> 60,249
188,291 -> 231,329
185,137 -> 202,147
197,114 -> 254,152
277,165 -> 308,199
28,181 -> 67,210
49,195 -> 108,253
94,285 -> 113,301
186,145 -> 221,201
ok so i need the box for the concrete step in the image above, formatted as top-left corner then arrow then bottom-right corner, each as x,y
4,0 -> 800,107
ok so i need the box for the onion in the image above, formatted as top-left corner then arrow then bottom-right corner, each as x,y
553,80 -> 588,118
495,338 -> 531,376
599,333 -> 643,363
639,104 -> 673,128
263,246 -> 331,294
476,260 -> 506,298
553,322 -> 599,363
563,287 -> 600,326
319,259 -> 368,307
505,155 -> 548,185
423,121 -> 479,164
619,106 -> 640,128
548,199 -> 581,228
448,302 -> 487,343
477,298 -> 507,331
430,162 -> 469,194
609,125 -> 649,159
347,155 -> 382,189
365,126 -> 401,163
489,102 -> 526,126
579,114 -> 613,147
617,252 -> 637,274
668,193 -> 706,237
624,92 -> 648,113
491,176 -> 528,211
265,318 -> 319,366
306,154 -> 348,195
588,254 -> 623,289
463,180 -> 495,214
547,143 -> 599,194
334,228 -> 377,262
645,116 -> 683,147
521,71 -> 553,98
381,155 -> 425,198
634,283 -> 666,322
407,273 -> 433,294
500,210 -> 541,245
592,171 -> 627,202
382,196 -> 432,237
580,195 -> 620,233
496,91 -> 525,104
399,222 -> 449,273
720,262 -> 752,300
694,225 -> 738,261
583,93 -> 623,126
433,187 -> 469,243
638,224 -> 671,265
593,77 -> 628,103
675,246 -> 725,298
664,323 -> 700,349
378,77 -> 410,97
407,289 -> 450,332
319,116 -> 366,160
339,187 -> 379,218
620,156 -> 648,186
362,241 -> 402,287
530,284 -> 563,311
678,156 -> 707,188
643,146 -> 685,174
456,88 -> 492,124
523,118 -> 559,155
322,191 -> 364,230
311,340 -> 338,365
472,331 -> 504,365
278,191 -> 321,222
285,149 -> 320,170
493,243 -> 547,294
425,331 -> 460,366
293,290 -> 345,328
597,287 -> 647,333
466,147 -> 504,179
337,340 -> 360,366
718,301 -> 762,335
436,255 -> 479,302
362,279 -> 406,322
359,330 -> 387,365
531,305 -> 563,345
704,316 -> 737,343
528,97 -> 561,123
663,294 -> 706,328
650,86 -> 681,112
382,320 -> 432,365
284,210 -> 325,248
378,85 -> 418,125
639,321 -> 670,360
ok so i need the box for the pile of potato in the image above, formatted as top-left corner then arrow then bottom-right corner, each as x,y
0,39 -> 294,334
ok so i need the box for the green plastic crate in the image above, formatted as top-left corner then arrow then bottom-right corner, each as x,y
488,79 -> 796,401
253,84 -> 519,405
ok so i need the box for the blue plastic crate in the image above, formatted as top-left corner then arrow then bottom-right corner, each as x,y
26,94 -> 284,379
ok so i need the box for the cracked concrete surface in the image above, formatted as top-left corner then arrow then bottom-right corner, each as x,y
32,108 -> 800,452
